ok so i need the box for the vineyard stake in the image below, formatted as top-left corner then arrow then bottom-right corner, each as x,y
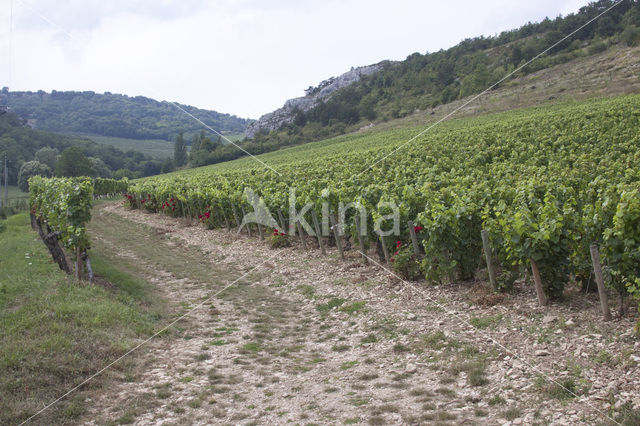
240,206 -> 252,237
329,213 -> 344,259
296,221 -> 307,250
277,209 -> 287,232
222,209 -> 231,231
481,230 -> 498,290
380,234 -> 390,264
231,204 -> 241,230
311,210 -> 326,255
408,221 -> 421,256
530,259 -> 548,306
257,221 -> 264,240
354,215 -> 368,264
590,244 -> 612,321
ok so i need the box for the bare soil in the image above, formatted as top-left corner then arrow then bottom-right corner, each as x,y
80,202 -> 639,425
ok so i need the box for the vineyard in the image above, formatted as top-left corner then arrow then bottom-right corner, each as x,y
123,95 -> 640,325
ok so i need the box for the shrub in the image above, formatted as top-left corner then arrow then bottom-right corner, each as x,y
391,244 -> 422,281
269,229 -> 291,248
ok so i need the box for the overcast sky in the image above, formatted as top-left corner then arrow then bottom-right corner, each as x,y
0,0 -> 588,119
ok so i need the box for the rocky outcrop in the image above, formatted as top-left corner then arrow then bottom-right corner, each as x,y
245,64 -> 383,138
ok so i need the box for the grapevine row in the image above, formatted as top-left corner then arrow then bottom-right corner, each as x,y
126,95 -> 640,318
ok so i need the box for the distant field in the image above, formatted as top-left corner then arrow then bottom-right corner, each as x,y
4,185 -> 28,200
78,133 -> 246,159
81,135 -> 176,159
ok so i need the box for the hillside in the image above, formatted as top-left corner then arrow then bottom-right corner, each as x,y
0,110 -> 163,185
244,0 -> 640,152
0,90 -> 253,141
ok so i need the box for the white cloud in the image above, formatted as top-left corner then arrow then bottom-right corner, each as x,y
0,0 -> 591,119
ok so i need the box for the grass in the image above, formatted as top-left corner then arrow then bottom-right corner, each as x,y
81,134 -> 178,159
316,297 -> 346,314
0,213 -> 165,425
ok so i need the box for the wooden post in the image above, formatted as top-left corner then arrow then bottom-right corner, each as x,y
590,244 -> 612,321
354,215 -> 368,264
296,221 -> 307,249
257,221 -> 264,240
277,209 -> 287,232
408,221 -> 421,256
380,234 -> 390,264
530,259 -> 547,307
330,213 -> 344,259
232,204 -> 241,229
481,230 -> 498,290
240,206 -> 252,236
311,210 -> 326,255
223,210 -> 231,231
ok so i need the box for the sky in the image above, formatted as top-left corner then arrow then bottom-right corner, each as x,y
0,0 -> 589,119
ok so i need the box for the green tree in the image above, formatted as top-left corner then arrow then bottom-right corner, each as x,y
17,160 -> 51,191
89,157 -> 113,178
113,168 -> 135,180
34,147 -> 59,170
55,146 -> 95,177
161,157 -> 174,174
174,132 -> 187,167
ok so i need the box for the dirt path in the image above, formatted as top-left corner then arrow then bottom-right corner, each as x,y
80,202 -> 640,425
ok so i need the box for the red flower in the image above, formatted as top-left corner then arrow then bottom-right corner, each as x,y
414,225 -> 423,233
390,258 -> 395,262
396,241 -> 402,248
198,215 -> 203,220
274,229 -> 278,233
279,232 -> 285,236
204,212 -> 211,219
394,251 -> 399,256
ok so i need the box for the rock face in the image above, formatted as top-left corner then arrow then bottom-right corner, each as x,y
245,64 -> 383,138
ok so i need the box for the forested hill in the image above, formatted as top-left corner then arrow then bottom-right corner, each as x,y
0,90 -> 252,140
247,0 -> 640,147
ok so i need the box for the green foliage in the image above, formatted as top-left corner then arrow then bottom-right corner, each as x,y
245,0 -> 639,152
0,90 -> 251,140
34,146 -> 59,170
129,95 -> 640,312
55,147 -> 95,177
269,228 -> 291,248
174,132 -> 187,167
93,177 -> 128,196
0,220 -> 5,233
0,111 -> 155,185
391,245 -> 422,281
17,160 -> 51,192
29,176 -> 93,251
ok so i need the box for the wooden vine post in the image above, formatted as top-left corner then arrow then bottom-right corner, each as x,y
277,209 -> 287,233
380,234 -> 391,264
329,213 -> 344,259
354,215 -> 368,264
231,204 -> 241,230
311,210 -> 326,255
296,221 -> 307,249
589,244 -> 612,321
481,230 -> 498,290
408,220 -> 421,256
529,259 -> 548,306
240,206 -> 252,237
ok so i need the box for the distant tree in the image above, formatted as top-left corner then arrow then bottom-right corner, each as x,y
89,157 -> 113,178
161,157 -> 174,174
55,146 -> 95,177
18,160 -> 51,191
113,168 -> 135,180
141,160 -> 161,177
174,132 -> 187,167
34,147 -> 59,170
